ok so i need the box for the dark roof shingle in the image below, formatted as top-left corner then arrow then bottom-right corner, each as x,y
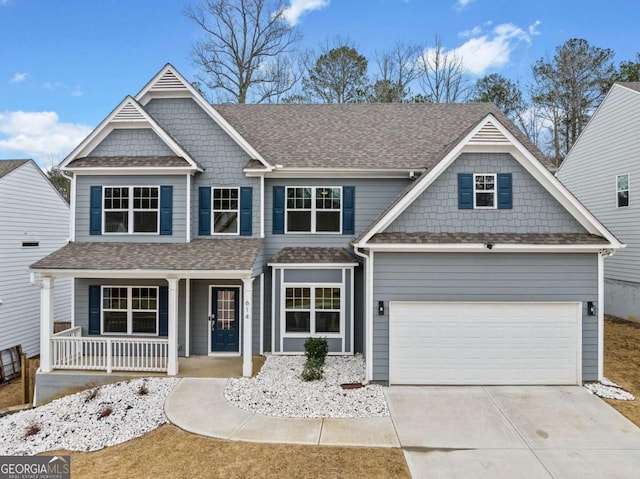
30,239 -> 263,271
0,159 -> 29,179
616,82 -> 640,93
269,247 -> 359,264
369,232 -> 609,245
67,156 -> 191,168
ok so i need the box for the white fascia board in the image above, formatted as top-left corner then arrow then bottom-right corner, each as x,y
68,168 -> 198,176
258,168 -> 425,179
267,262 -> 358,268
361,243 -> 611,253
135,64 -> 272,171
29,269 -> 253,280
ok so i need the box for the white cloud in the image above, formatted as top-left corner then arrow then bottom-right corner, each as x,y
43,81 -> 83,97
0,111 -> 92,166
281,0 -> 329,26
452,21 -> 541,75
455,0 -> 475,11
9,72 -> 27,83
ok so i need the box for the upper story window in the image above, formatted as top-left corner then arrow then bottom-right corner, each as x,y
617,173 -> 630,208
104,186 -> 159,234
474,174 -> 496,209
212,187 -> 239,234
286,186 -> 341,233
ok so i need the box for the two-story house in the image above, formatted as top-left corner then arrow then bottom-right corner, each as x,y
0,159 -> 71,360
30,64 -> 621,400
558,83 -> 640,322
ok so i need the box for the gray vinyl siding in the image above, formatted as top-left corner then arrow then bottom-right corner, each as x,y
0,161 -> 71,357
74,174 -> 188,242
143,98 -> 260,239
604,278 -> 640,321
387,153 -> 586,233
88,129 -> 174,157
74,278 -> 188,356
272,267 -> 352,354
558,85 -> 640,287
372,252 -> 598,382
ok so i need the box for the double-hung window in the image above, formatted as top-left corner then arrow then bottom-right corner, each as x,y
102,286 -> 158,335
617,173 -> 630,208
474,174 -> 496,208
284,286 -> 341,335
104,186 -> 159,234
286,186 -> 341,233
212,187 -> 239,234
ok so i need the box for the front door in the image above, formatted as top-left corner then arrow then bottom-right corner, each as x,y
210,287 -> 240,352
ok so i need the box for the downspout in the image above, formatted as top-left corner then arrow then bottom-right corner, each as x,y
598,248 -> 615,381
353,244 -> 373,383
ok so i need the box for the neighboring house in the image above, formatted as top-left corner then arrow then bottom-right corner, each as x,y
558,82 -> 640,321
29,64 -> 620,395
0,159 -> 71,358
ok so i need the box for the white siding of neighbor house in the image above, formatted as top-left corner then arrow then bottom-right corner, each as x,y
558,85 -> 640,284
0,162 -> 72,357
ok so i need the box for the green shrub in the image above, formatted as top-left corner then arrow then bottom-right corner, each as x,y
301,357 -> 324,381
304,337 -> 328,365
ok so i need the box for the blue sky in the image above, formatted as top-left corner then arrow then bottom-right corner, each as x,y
1,0 -> 639,168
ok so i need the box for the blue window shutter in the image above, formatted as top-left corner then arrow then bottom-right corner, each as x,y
240,186 -> 253,236
199,187 -> 211,236
90,186 -> 102,235
342,186 -> 355,235
159,286 -> 168,337
88,286 -> 100,335
458,174 -> 473,209
497,173 -> 513,209
273,186 -> 285,234
159,185 -> 173,235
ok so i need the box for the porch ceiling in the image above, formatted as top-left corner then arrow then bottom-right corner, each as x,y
30,239 -> 263,272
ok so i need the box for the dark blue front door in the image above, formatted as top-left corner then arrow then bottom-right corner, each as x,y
210,287 -> 240,352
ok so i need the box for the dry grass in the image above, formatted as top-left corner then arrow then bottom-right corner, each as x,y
603,316 -> 640,426
0,379 -> 23,409
45,424 -> 410,479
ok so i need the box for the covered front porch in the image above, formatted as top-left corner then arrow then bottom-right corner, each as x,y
29,239 -> 264,378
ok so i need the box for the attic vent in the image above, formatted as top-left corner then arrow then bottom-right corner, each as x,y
22,241 -> 39,247
112,102 -> 145,121
469,121 -> 509,144
151,70 -> 188,91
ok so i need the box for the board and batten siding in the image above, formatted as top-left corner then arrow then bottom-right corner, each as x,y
387,153 -> 586,234
372,252 -> 599,382
558,85 -> 640,284
74,175 -> 188,242
74,278 -> 188,356
0,161 -> 71,357
143,98 -> 261,239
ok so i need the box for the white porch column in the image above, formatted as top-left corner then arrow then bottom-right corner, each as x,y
40,277 -> 55,373
242,277 -> 254,377
167,278 -> 180,376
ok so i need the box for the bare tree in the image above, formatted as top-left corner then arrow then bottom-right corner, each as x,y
370,42 -> 423,102
185,0 -> 302,103
418,35 -> 469,103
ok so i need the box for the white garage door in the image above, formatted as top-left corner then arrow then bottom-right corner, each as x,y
389,302 -> 581,385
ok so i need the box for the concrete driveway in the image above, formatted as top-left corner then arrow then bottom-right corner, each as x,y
385,386 -> 640,478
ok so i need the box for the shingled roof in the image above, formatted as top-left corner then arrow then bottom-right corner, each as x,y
66,156 -> 191,168
30,239 -> 263,272
0,159 -> 29,179
616,82 -> 640,93
368,232 -> 610,245
268,247 -> 359,265
215,103 -> 551,170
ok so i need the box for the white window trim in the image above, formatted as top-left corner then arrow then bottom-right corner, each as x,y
102,185 -> 160,235
616,173 -> 630,208
281,282 -> 344,338
473,173 -> 497,209
285,186 -> 343,234
211,187 -> 240,235
100,285 -> 160,336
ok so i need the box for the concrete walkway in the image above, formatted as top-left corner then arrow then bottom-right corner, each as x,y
164,378 -> 400,447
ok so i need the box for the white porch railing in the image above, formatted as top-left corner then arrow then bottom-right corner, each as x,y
51,327 -> 169,373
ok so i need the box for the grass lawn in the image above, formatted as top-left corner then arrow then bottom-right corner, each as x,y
603,316 -> 640,427
45,424 -> 410,479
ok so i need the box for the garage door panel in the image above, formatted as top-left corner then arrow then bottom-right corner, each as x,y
389,302 -> 580,385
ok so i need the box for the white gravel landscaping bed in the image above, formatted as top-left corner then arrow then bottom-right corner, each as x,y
0,377 -> 179,456
224,354 -> 389,418
585,377 -> 635,401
